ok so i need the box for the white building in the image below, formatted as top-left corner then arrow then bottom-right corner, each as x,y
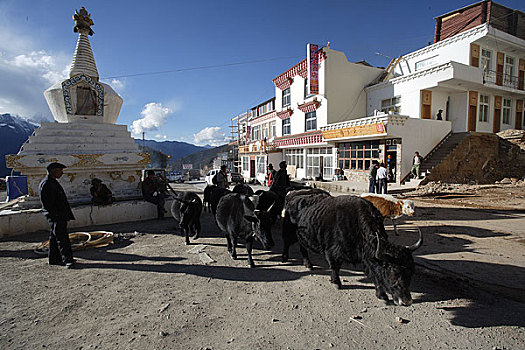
272,46 -> 384,180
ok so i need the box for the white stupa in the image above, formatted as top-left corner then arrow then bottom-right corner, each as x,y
6,7 -> 149,207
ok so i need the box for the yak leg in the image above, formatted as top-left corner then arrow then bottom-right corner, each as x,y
192,219 -> 201,240
181,224 -> 190,245
325,254 -> 342,289
281,213 -> 297,262
300,245 -> 313,270
230,236 -> 238,260
266,230 -> 275,248
246,236 -> 255,268
226,235 -> 233,256
392,218 -> 399,236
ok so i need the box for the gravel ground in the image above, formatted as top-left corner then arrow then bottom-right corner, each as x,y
1,184 -> 524,349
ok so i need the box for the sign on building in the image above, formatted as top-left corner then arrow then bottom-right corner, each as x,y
307,43 -> 319,95
182,164 -> 193,170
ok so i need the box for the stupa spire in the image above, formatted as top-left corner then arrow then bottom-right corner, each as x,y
69,7 -> 99,80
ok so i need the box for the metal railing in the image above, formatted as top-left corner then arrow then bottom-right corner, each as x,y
483,70 -> 523,90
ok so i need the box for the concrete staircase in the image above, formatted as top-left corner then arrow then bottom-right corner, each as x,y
403,132 -> 469,186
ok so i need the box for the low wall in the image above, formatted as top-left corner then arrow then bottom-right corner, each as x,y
0,199 -> 173,238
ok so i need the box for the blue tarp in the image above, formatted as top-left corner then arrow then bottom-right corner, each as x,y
6,176 -> 28,201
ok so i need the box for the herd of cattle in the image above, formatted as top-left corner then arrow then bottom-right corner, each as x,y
170,184 -> 421,306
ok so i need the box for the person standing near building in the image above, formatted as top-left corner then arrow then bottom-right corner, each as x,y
411,151 -> 423,179
270,161 -> 290,197
265,163 -> 276,187
142,170 -> 167,218
39,162 -> 75,268
215,165 -> 230,189
368,160 -> 379,193
376,162 -> 389,194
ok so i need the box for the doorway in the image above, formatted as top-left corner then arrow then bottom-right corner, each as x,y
250,159 -> 255,178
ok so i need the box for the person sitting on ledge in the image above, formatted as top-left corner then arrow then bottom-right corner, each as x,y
90,178 -> 115,206
141,170 -> 167,218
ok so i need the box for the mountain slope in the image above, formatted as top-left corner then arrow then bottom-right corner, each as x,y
134,139 -> 206,161
172,144 -> 229,170
0,114 -> 38,177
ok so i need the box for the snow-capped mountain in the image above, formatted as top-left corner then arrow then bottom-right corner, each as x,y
0,114 -> 38,177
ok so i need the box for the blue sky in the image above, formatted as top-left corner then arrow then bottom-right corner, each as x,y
1,0 -> 523,145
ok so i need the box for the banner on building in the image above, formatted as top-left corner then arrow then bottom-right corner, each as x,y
322,123 -> 386,139
182,164 -> 193,170
307,43 -> 319,95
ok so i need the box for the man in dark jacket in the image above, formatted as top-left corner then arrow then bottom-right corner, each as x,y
142,170 -> 167,218
90,178 -> 115,205
270,161 -> 290,198
39,162 -> 75,268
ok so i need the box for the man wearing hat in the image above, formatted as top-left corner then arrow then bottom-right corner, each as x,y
215,165 -> 230,189
270,161 -> 290,197
90,178 -> 115,206
39,162 -> 75,268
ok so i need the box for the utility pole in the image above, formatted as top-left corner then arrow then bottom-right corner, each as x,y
142,132 -> 145,152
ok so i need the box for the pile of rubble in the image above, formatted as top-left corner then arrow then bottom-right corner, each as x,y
425,132 -> 525,184
408,178 -> 525,196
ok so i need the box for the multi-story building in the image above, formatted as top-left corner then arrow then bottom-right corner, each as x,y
234,0 -> 525,186
272,46 -> 384,180
238,98 -> 281,183
324,0 -> 525,184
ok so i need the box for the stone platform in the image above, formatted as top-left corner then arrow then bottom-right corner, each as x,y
0,198 -> 173,238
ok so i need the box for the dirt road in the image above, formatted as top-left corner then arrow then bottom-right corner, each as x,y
1,184 -> 524,349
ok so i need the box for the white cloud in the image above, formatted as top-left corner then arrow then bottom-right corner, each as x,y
193,126 -> 229,146
130,102 -> 172,137
0,21 -> 71,120
155,134 -> 168,140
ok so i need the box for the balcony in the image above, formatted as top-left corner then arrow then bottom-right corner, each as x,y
483,70 -> 523,90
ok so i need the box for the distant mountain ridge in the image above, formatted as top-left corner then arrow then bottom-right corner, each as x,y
0,114 -> 38,177
134,139 -> 207,162
0,114 -> 225,177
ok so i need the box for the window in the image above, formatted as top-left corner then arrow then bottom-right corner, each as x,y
282,118 -> 291,135
481,48 -> 492,71
504,56 -> 515,77
282,88 -> 291,107
305,111 -> 317,131
262,123 -> 269,139
381,96 -> 401,114
256,156 -> 266,174
479,95 -> 489,122
242,156 -> 249,172
306,147 -> 333,179
338,141 -> 380,171
270,121 -> 276,138
285,149 -> 304,169
415,56 -> 438,71
503,98 -> 512,125
252,125 -> 261,140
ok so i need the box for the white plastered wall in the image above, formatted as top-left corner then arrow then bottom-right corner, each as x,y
388,118 -> 451,180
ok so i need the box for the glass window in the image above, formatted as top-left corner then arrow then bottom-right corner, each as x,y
282,118 -> 291,135
242,156 -> 249,171
337,140 -> 382,171
282,88 -> 291,107
481,48 -> 492,71
381,96 -> 401,114
503,98 -> 512,125
479,95 -> 489,122
305,111 -> 317,132
256,156 -> 266,174
285,149 -> 304,169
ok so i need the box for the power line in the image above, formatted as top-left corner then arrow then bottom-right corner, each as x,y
101,56 -> 302,79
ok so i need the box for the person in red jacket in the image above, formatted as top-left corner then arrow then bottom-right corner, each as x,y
265,163 -> 276,187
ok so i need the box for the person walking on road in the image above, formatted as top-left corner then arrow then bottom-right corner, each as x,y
39,162 -> 76,269
411,151 -> 423,179
270,161 -> 291,198
215,165 -> 230,189
368,160 -> 379,193
376,162 -> 389,194
265,164 -> 276,187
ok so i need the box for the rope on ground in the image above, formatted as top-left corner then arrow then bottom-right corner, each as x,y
34,231 -> 114,255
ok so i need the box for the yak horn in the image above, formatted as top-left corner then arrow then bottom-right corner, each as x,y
266,201 -> 275,213
375,231 -> 389,261
405,227 -> 423,252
